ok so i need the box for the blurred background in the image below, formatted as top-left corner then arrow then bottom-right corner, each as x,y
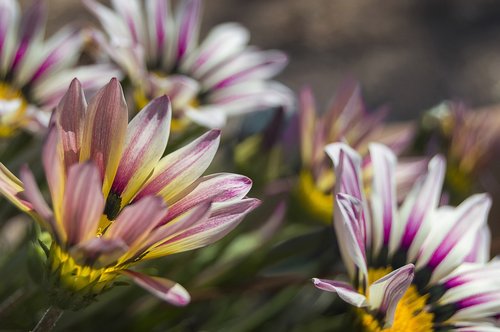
40,0 -> 500,120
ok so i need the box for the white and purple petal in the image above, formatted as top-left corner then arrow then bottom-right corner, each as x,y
312,278 -> 367,307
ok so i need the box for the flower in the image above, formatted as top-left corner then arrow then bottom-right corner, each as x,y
0,78 -> 259,310
312,142 -> 498,331
420,102 -> 500,202
296,81 -> 418,223
83,0 -> 292,131
0,0 -> 119,137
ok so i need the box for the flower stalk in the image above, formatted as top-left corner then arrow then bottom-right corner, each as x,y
32,306 -> 64,332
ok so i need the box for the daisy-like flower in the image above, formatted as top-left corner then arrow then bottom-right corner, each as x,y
312,142 -> 499,331
0,78 -> 258,310
296,81 -> 417,223
420,102 -> 500,202
83,0 -> 292,131
0,0 -> 119,137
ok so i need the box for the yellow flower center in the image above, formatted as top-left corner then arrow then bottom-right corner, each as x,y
360,268 -> 434,332
133,85 -> 197,133
296,170 -> 333,224
0,82 -> 28,137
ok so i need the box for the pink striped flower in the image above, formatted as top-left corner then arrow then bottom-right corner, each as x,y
296,81 -> 422,223
83,0 -> 292,131
0,78 -> 258,310
313,142 -> 499,331
0,0 -> 120,137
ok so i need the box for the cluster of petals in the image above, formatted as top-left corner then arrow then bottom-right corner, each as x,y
313,142 -> 500,330
84,0 -> 292,129
0,78 -> 259,305
0,0 -> 118,134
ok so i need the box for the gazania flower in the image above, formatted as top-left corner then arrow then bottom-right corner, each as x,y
420,102 -> 500,202
296,81 -> 418,223
84,0 -> 292,131
0,78 -> 258,310
313,142 -> 498,331
0,0 -> 119,137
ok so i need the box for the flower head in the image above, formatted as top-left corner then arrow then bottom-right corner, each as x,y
0,78 -> 258,309
313,142 -> 498,331
0,0 -> 119,137
296,81 -> 418,223
84,0 -> 292,131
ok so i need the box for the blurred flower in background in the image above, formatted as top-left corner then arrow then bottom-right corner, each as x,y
0,0 -> 118,138
0,78 -> 258,317
84,0 -> 292,132
294,81 -> 417,224
314,142 -> 497,331
417,102 -> 500,203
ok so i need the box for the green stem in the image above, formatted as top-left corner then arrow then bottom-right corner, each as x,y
32,306 -> 64,332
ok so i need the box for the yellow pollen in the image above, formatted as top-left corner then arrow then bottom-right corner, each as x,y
133,85 -> 196,133
0,82 -> 28,137
359,268 -> 434,332
296,170 -> 333,224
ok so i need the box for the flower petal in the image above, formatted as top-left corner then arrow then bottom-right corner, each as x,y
0,0 -> 20,74
416,194 -> 491,284
181,23 -> 249,78
369,143 -> 397,257
111,96 -> 171,204
398,155 -> 445,261
175,0 -> 201,61
368,264 -> 415,328
145,0 -> 173,66
62,162 -> 105,247
120,270 -> 190,306
53,78 -> 87,171
335,193 -> 368,283
110,0 -> 146,45
70,237 -> 128,268
0,163 -> 31,212
299,86 -> 316,168
145,198 -> 259,258
135,129 -> 220,202
79,78 -> 128,197
105,196 -> 168,250
163,173 -> 252,222
312,278 -> 367,307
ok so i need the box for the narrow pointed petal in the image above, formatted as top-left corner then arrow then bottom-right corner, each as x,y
369,143 -> 397,256
146,198 -> 259,258
29,27 -> 83,83
83,0 -> 130,42
399,155 -> 445,261
163,173 -> 252,222
139,202 -> 211,256
368,264 -> 414,328
62,163 -> 105,246
0,163 -> 32,212
312,278 -> 367,307
335,193 -> 368,282
105,196 -> 168,249
182,23 -> 249,77
19,166 -> 52,221
53,78 -> 87,171
135,129 -> 220,202
464,226 -> 491,264
146,0 -> 171,64
327,143 -> 371,249
416,194 -> 491,283
0,0 -> 20,74
111,0 -> 146,45
175,0 -> 201,61
299,86 -> 316,168
184,107 -> 226,128
121,270 -> 190,306
11,1 -> 46,73
203,50 -> 288,90
43,126 -> 66,228
80,78 -> 128,197
112,96 -> 171,203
